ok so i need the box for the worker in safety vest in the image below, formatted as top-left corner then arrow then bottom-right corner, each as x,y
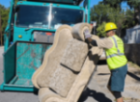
84,22 -> 128,102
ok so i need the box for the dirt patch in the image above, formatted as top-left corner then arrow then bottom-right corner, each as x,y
93,63 -> 140,102
123,97 -> 140,102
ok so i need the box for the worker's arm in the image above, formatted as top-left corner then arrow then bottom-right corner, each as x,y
84,29 -> 113,49
86,37 -> 98,46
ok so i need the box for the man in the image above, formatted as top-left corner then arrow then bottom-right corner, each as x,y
84,22 -> 128,102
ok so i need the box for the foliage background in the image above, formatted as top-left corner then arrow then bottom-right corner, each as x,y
91,1 -> 137,37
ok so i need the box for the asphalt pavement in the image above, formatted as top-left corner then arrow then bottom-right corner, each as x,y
0,47 -> 114,102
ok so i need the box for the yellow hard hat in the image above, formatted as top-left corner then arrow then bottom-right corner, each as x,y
105,22 -> 118,32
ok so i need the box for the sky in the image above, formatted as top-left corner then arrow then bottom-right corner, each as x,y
0,0 -> 128,9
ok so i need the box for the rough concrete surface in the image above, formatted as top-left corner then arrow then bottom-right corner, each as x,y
0,46 -> 113,102
0,46 -> 140,102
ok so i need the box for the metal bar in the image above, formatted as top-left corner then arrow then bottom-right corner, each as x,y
0,83 -> 36,92
3,86 -> 35,92
7,0 -> 15,25
88,0 -> 90,23
5,84 -> 33,87
9,76 -> 18,84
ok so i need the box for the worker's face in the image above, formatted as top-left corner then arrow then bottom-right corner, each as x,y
106,30 -> 113,37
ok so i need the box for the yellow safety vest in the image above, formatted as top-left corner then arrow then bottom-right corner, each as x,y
105,35 -> 127,70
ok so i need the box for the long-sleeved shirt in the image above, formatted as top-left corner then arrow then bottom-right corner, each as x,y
92,37 -> 113,49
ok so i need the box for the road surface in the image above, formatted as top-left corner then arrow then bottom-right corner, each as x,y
0,47 -> 140,102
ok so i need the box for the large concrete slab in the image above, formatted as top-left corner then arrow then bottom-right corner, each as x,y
0,47 -> 114,102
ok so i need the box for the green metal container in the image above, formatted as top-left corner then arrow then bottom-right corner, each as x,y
0,41 -> 52,92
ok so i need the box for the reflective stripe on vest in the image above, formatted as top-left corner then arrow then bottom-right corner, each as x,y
106,36 -> 124,59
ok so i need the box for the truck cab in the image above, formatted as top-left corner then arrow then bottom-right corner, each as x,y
5,0 -> 90,51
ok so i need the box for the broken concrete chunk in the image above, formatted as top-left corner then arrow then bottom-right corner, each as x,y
32,23 -> 103,102
72,23 -> 92,41
32,25 -> 73,88
61,39 -> 88,72
49,65 -> 76,97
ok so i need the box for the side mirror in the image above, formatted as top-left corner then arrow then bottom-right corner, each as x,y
14,5 -> 20,12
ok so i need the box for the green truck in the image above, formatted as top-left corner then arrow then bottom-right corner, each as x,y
0,0 -> 91,92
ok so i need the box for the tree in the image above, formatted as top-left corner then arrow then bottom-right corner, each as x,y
90,1 -> 135,37
97,22 -> 106,37
123,9 -> 135,28
0,4 -> 10,45
90,4 -> 110,24
91,4 -> 125,35
121,9 -> 135,37
102,0 -> 123,9
102,0 -> 140,25
108,8 -> 127,36
126,0 -> 140,25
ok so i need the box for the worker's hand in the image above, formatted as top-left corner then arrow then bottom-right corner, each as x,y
84,29 -> 92,39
